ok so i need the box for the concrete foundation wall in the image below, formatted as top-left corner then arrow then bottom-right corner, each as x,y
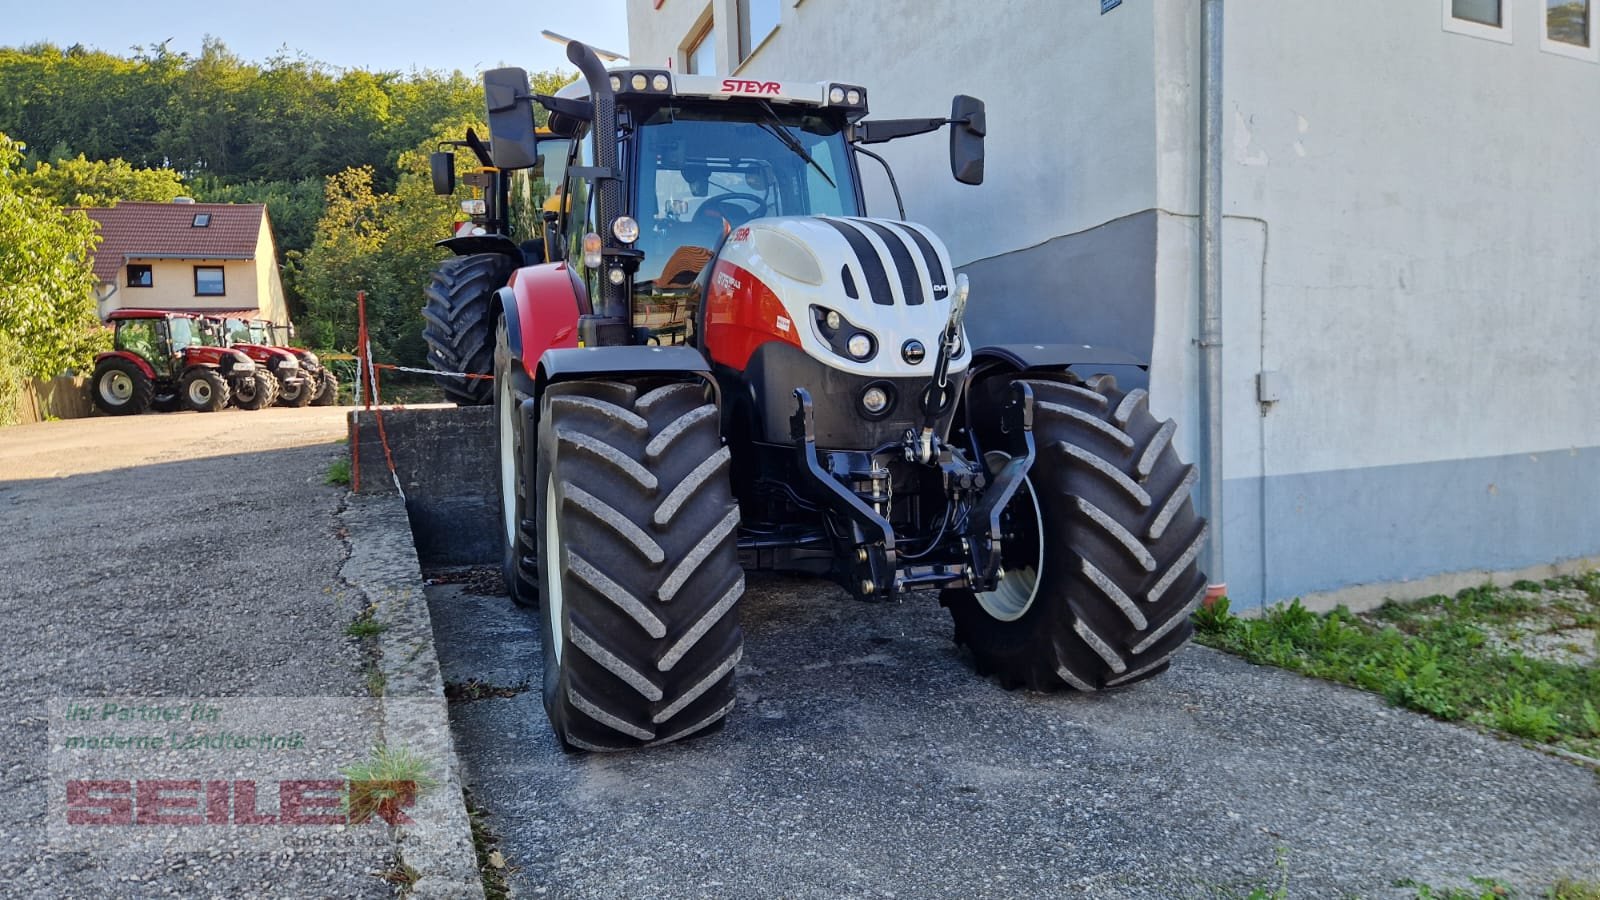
348,406 -> 498,566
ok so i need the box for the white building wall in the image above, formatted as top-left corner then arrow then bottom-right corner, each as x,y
628,0 -> 1160,267
1153,0 -> 1600,606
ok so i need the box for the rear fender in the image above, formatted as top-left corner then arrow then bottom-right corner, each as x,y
438,234 -> 526,267
95,350 -> 156,381
967,342 -> 1150,394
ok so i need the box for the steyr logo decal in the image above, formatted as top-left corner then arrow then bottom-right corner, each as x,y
721,79 -> 781,95
732,226 -> 751,242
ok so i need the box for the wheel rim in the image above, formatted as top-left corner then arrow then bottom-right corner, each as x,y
499,370 -> 516,546
544,478 -> 566,663
975,460 -> 1045,623
189,380 -> 211,405
99,372 -> 133,404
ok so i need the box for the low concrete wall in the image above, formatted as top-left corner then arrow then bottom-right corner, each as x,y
348,405 -> 498,566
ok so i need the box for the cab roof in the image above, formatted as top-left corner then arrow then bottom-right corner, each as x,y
556,69 -> 868,120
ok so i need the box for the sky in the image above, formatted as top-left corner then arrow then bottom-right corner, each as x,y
2,0 -> 631,75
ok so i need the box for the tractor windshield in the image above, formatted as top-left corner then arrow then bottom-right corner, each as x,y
168,317 -> 198,351
632,104 -> 859,288
224,318 -> 252,344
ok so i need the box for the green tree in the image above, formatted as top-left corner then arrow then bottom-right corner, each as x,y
0,134 -> 105,385
22,154 -> 186,206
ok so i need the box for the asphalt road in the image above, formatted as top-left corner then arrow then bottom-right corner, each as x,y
0,408 -> 395,897
430,575 -> 1600,899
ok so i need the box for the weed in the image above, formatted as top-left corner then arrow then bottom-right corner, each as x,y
374,861 -> 420,890
346,618 -> 388,638
1401,876 -> 1512,899
365,668 -> 386,697
325,456 -> 351,486
1550,879 -> 1600,900
342,745 -> 439,824
1240,847 -> 1290,900
466,791 -> 513,900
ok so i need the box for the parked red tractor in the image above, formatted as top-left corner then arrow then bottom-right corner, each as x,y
91,310 -> 258,415
256,320 -> 339,406
217,317 -> 313,408
423,43 -> 1209,752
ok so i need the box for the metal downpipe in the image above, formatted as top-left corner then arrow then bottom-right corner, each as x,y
1200,0 -> 1227,599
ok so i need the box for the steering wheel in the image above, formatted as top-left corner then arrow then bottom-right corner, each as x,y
697,192 -> 768,226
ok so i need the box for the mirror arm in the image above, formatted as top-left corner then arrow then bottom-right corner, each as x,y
535,94 -> 594,121
852,145 -> 906,220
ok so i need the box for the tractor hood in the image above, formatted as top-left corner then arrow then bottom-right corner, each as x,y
704,216 -> 970,378
233,343 -> 300,368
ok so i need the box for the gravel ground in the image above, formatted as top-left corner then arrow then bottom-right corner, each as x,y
430,575 -> 1600,899
0,408 -> 397,898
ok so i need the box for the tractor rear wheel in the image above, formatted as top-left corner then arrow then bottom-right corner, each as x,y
275,371 -> 315,407
311,371 -> 340,406
232,371 -> 273,410
944,373 -> 1209,692
180,368 -> 230,413
422,253 -> 514,406
532,378 -> 744,751
495,316 -> 539,607
91,358 -> 154,416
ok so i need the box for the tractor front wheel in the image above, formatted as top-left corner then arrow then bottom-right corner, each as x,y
311,371 -> 340,406
180,368 -> 230,413
232,371 -> 273,410
532,378 -> 744,751
91,358 -> 154,416
495,316 -> 538,607
944,374 -> 1209,692
275,372 -> 315,408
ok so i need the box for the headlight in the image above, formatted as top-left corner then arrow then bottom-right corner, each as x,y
847,333 -> 873,360
824,310 -> 842,331
279,358 -> 298,369
303,352 -> 320,366
613,216 -> 639,244
235,359 -> 256,371
862,387 -> 889,415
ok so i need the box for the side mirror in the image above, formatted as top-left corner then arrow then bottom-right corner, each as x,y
288,323 -> 297,340
483,67 -> 539,170
949,95 -> 986,185
430,151 -> 456,195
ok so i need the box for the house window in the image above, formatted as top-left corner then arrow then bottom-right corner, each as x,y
1445,0 -> 1513,42
126,264 -> 153,288
1543,0 -> 1598,60
738,0 -> 781,61
194,266 -> 225,296
192,213 -> 211,227
685,20 -> 716,74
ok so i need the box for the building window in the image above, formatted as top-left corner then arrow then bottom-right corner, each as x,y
192,213 -> 211,227
1543,0 -> 1598,60
738,0 -> 780,61
1445,0 -> 1514,42
684,18 -> 716,74
126,264 -> 153,288
194,266 -> 225,296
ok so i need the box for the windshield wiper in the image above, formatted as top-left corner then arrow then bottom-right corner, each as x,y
755,101 -> 835,189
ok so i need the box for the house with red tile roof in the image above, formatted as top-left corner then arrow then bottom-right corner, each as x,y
80,200 -> 289,324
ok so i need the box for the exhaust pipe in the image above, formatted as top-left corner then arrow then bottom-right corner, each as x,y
566,41 -> 625,320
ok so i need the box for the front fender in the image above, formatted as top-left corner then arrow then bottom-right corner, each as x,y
499,262 -> 587,377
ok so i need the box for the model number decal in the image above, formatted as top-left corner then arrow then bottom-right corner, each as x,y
721,79 -> 781,95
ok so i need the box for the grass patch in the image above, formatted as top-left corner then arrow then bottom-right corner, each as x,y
342,745 -> 438,827
1195,575 -> 1600,759
346,617 -> 388,638
325,456 -> 351,486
